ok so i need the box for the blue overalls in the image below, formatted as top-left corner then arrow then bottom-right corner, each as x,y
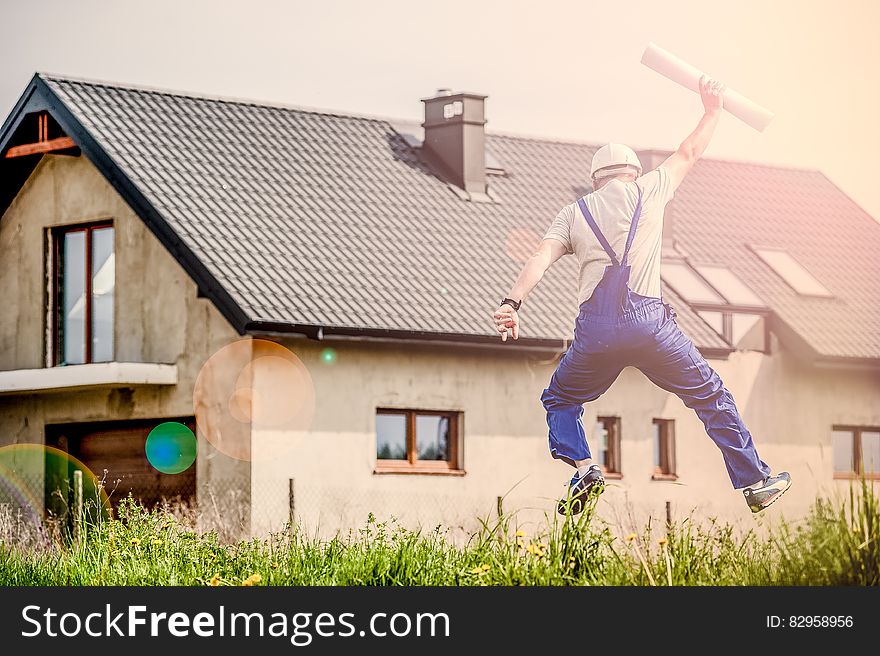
540,185 -> 771,489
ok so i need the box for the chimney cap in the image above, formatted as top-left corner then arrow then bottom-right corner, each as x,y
421,90 -> 488,103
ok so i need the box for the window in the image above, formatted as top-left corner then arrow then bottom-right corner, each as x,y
693,266 -> 764,306
652,419 -> 676,479
375,409 -> 462,474
594,416 -> 621,477
752,247 -> 833,297
832,426 -> 880,479
53,223 -> 115,364
661,262 -> 724,304
697,310 -> 767,351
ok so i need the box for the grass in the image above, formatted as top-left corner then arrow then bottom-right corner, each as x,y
0,483 -> 877,586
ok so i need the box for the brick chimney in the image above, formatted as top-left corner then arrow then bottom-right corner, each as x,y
421,90 -> 488,196
637,148 -> 678,251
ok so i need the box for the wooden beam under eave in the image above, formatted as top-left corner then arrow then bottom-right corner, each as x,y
4,136 -> 77,159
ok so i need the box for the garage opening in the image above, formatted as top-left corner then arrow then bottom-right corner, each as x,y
45,417 -> 196,513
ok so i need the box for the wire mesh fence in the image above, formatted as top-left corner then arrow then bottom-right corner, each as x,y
1,466 -> 564,548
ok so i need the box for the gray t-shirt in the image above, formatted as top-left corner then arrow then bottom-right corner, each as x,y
543,166 -> 675,303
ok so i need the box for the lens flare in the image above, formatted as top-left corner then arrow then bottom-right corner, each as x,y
0,444 -> 111,534
145,422 -> 197,474
320,348 -> 337,364
193,338 -> 316,462
505,227 -> 541,264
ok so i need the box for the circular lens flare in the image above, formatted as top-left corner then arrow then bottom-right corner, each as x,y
505,227 -> 541,264
193,338 -> 316,462
320,348 -> 337,365
145,422 -> 197,474
0,444 -> 111,544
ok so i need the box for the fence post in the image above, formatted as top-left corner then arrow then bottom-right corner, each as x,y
496,495 -> 503,519
73,470 -> 83,546
288,478 -> 295,531
665,500 -> 672,530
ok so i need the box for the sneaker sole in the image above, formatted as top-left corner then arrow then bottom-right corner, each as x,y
557,480 -> 605,516
749,479 -> 792,513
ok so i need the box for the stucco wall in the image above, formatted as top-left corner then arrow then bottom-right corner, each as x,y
0,154 -> 248,521
250,335 -> 880,537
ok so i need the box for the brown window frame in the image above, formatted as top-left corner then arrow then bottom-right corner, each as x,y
652,418 -> 677,480
374,408 -> 464,475
832,425 -> 880,480
595,416 -> 622,479
52,221 -> 114,366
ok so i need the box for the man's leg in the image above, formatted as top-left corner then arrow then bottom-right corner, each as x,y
541,347 -> 624,467
637,321 -> 771,489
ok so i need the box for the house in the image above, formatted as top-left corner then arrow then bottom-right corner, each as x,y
1,74 -> 878,537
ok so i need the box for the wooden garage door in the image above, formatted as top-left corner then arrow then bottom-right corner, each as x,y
47,418 -> 196,510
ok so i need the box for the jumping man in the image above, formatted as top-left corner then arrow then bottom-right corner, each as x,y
493,77 -> 791,514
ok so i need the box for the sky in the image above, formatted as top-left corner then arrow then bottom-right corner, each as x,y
2,0 -> 879,220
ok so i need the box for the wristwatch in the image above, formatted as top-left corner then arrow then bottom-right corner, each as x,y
500,297 -> 522,311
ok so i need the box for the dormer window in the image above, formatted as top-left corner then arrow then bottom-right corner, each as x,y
53,222 -> 115,365
661,259 -> 768,352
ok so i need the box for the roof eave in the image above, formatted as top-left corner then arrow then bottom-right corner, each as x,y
244,320 -> 735,359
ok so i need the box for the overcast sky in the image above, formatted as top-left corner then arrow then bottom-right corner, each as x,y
2,0 -> 878,220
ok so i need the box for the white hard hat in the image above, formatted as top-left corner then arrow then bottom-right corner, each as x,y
590,143 -> 642,181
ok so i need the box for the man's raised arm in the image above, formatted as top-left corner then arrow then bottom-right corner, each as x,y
662,75 -> 725,190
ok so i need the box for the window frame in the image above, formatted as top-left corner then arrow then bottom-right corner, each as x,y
652,418 -> 677,481
374,408 -> 464,475
595,416 -> 622,479
52,220 -> 114,366
832,425 -> 880,480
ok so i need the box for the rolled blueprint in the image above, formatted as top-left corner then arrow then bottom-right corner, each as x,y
641,42 -> 775,132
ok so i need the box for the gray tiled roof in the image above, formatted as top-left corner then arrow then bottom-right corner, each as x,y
38,75 -> 879,359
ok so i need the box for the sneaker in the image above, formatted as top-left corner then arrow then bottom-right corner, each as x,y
743,472 -> 792,513
557,466 -> 605,515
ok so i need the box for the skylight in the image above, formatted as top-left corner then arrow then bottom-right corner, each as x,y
661,262 -> 724,304
694,265 -> 765,307
753,248 -> 833,297
485,150 -> 506,175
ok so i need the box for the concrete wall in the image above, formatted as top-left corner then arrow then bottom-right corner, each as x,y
250,334 -> 880,538
0,154 -> 248,524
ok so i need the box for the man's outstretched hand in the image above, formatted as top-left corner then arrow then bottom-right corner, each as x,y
699,75 -> 725,113
493,304 -> 520,342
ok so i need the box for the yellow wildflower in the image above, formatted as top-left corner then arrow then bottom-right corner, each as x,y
514,530 -> 525,537
271,562 -> 280,570
481,563 -> 491,572
151,537 -> 163,546
658,537 -> 668,546
241,574 -> 262,586
469,566 -> 484,575
625,533 -> 637,542
208,573 -> 221,587
130,538 -> 141,547
525,542 -> 546,558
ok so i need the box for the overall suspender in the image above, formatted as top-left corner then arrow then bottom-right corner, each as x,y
575,185 -> 644,266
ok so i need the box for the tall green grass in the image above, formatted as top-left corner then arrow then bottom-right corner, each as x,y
0,483 -> 877,586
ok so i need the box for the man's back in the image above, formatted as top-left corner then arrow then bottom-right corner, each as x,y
544,166 -> 675,303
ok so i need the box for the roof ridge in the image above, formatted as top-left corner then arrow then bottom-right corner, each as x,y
39,72 -> 822,175
38,72 -> 394,126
